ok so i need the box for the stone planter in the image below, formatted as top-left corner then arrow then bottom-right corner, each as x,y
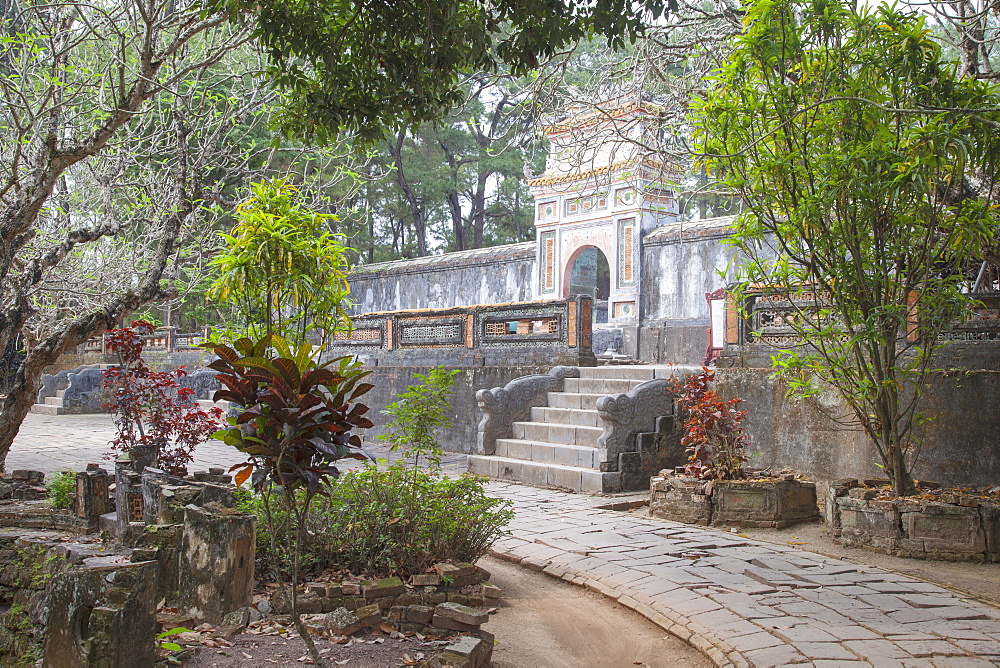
828,479 -> 1000,562
650,472 -> 819,528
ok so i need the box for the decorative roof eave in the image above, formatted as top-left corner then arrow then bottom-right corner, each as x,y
642,215 -> 738,246
542,100 -> 664,135
527,159 -> 681,189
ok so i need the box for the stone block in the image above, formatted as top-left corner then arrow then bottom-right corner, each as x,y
43,560 -> 158,667
324,607 -> 361,635
981,503 -> 1000,561
406,605 -> 435,624
649,476 -> 712,525
361,576 -> 404,600
435,602 -> 488,626
342,581 -> 361,595
431,614 -> 480,633
178,505 -> 256,624
355,603 -> 382,628
482,583 -> 501,599
904,503 -> 986,556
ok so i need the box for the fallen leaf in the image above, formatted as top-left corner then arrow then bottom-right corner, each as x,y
241,652 -> 253,659
379,622 -> 395,633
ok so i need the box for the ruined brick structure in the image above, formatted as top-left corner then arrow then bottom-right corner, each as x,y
0,454 -> 254,666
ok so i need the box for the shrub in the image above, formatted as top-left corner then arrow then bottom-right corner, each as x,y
319,464 -> 512,577
46,471 -> 76,510
378,367 -> 459,468
103,320 -> 223,475
667,368 -> 750,480
238,465 -> 513,580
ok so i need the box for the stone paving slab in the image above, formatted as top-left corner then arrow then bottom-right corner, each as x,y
485,481 -> 1000,668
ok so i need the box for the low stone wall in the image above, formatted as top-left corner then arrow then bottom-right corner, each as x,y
828,480 -> 1000,562
649,473 -> 819,528
711,367 -> 1000,501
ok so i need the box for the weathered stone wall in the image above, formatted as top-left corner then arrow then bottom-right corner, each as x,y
358,365 -> 553,453
348,243 -> 535,314
713,367 -> 1000,501
637,217 -> 739,364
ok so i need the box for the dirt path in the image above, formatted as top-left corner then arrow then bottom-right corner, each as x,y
481,556 -> 712,668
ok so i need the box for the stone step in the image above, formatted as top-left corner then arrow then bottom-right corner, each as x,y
30,403 -> 65,415
511,421 -> 602,447
44,396 -> 64,406
546,392 -> 606,410
494,438 -> 599,469
579,366 -> 658,381
529,405 -> 600,427
564,377 -> 645,395
55,389 -> 67,398
197,399 -> 232,411
468,454 -> 618,493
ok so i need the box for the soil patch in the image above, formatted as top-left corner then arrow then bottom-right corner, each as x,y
182,554 -> 713,667
481,556 -> 712,668
182,627 -> 460,667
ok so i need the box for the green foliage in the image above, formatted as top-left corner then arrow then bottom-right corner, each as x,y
205,335 -> 373,495
667,369 -> 750,481
156,627 -> 191,653
208,180 -> 354,348
46,471 -> 76,510
695,0 -> 1000,496
207,0 -> 670,144
378,367 -> 459,468
238,464 -> 513,580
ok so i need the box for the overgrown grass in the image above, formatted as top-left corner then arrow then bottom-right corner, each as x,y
45,471 -> 76,510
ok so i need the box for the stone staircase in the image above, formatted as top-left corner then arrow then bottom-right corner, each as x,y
469,365 -> 697,494
32,388 -> 69,415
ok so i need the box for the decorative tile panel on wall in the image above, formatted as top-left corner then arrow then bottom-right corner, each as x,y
618,217 -> 637,288
564,192 -> 608,217
540,230 -> 557,295
615,187 -> 636,206
537,200 -> 558,221
613,301 -> 636,318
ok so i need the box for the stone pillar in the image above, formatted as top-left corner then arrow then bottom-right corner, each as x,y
75,464 -> 110,525
178,504 -> 256,624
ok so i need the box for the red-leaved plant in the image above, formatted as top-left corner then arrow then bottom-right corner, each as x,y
666,368 -> 750,480
103,321 -> 223,475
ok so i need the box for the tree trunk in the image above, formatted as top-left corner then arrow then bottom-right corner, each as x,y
446,190 -> 465,251
388,132 -> 427,257
0,204 -> 186,470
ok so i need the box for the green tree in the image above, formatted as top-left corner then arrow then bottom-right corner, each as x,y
208,180 -> 354,347
696,0 -> 1000,496
0,1 -> 255,470
212,0 -> 673,144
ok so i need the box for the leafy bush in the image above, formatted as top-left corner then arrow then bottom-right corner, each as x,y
667,368 -> 750,480
238,465 -> 513,580
378,367 -> 459,468
46,471 -> 76,510
319,464 -> 512,577
103,320 -> 223,475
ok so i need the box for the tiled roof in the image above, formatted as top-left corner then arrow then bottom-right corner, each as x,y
643,215 -> 738,244
350,242 -> 535,276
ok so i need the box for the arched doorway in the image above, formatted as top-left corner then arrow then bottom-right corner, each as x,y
566,246 -> 610,323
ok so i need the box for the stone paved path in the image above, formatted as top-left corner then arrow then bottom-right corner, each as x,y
486,482 -> 1000,668
7,415 -> 1000,666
